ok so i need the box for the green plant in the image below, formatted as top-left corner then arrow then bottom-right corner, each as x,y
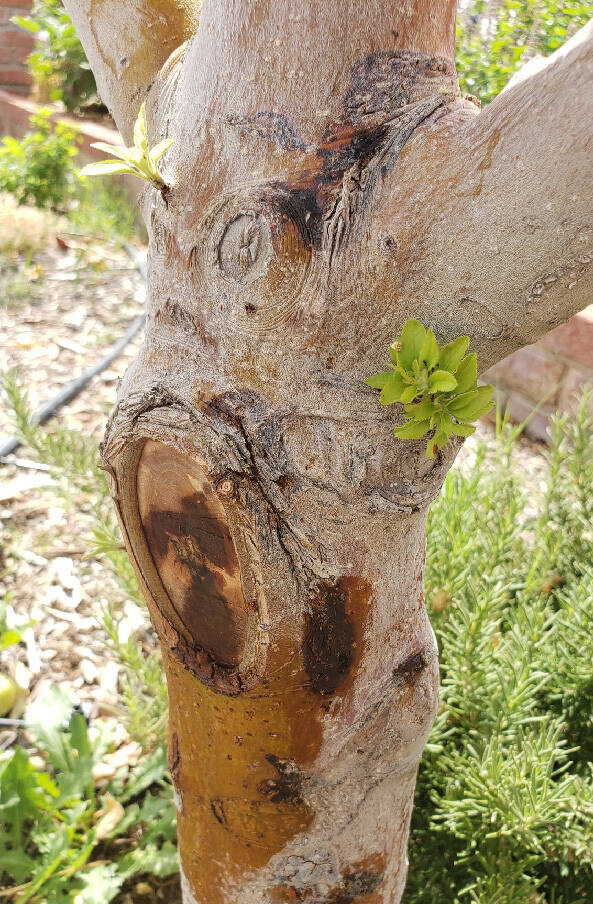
68,178 -> 136,245
79,103 -> 173,200
13,0 -> 97,112
366,319 -> 494,457
0,108 -> 80,211
456,1 -> 593,105
404,390 -> 593,904
0,685 -> 176,903
1,370 -> 168,749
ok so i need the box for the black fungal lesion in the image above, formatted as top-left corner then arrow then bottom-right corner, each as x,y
303,580 -> 355,695
257,754 -> 305,806
272,867 -> 383,903
210,798 -> 227,826
393,649 -> 430,684
329,869 -> 383,903
226,111 -> 308,153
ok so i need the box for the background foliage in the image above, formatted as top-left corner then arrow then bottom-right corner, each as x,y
13,0 -> 98,113
406,398 -> 593,903
456,0 -> 593,103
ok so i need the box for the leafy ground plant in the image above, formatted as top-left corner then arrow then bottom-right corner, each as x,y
0,109 -> 80,212
0,686 -> 176,903
1,370 -> 168,750
405,391 -> 593,904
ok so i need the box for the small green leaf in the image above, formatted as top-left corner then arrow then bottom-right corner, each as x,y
449,385 -> 494,419
149,138 -> 174,163
451,422 -> 476,437
134,102 -> 148,153
399,319 -> 426,369
454,353 -> 478,393
404,396 -> 436,419
89,141 -> 130,161
365,371 -> 393,390
436,413 -> 455,441
380,371 -> 406,405
400,384 -> 419,404
394,419 -> 432,439
429,370 -> 458,393
439,335 -> 470,372
79,161 -> 135,177
447,389 -> 478,416
420,328 -> 439,368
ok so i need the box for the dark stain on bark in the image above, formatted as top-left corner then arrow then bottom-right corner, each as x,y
393,649 -> 430,684
168,730 -> 181,786
227,111 -> 308,152
343,50 -> 454,122
210,798 -> 227,826
268,50 -> 455,249
257,754 -> 305,806
271,865 -> 384,902
303,579 -> 356,695
172,630 -> 245,696
328,869 -> 384,903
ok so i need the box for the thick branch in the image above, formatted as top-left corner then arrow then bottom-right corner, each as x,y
62,0 -> 200,141
369,20 -> 593,373
172,0 -> 457,161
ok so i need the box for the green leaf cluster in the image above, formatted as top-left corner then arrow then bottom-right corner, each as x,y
456,0 -> 593,106
366,319 -> 493,458
0,686 -> 176,903
0,108 -> 80,211
405,391 -> 593,904
79,103 -> 173,193
12,0 -> 97,113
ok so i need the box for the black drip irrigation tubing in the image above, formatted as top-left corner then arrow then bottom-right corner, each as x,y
0,244 -> 147,460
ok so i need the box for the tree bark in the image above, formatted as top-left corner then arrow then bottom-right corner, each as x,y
63,1 -> 593,900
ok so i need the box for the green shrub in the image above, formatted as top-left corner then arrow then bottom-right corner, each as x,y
12,0 -> 97,112
405,393 -> 593,903
456,0 -> 593,104
0,108 -> 80,211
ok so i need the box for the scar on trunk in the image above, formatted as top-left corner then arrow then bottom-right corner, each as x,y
136,440 -> 251,669
271,851 -> 386,902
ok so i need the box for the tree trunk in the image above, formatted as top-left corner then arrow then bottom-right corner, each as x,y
63,1 -> 593,900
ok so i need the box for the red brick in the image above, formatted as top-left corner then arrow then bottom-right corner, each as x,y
558,367 -> 593,417
0,66 -> 31,85
540,305 -> 593,369
0,45 -> 10,63
503,394 -> 552,443
483,345 -> 565,406
5,28 -> 35,48
0,0 -> 34,9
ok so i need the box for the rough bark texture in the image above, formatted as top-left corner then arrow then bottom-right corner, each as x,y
62,1 -> 593,901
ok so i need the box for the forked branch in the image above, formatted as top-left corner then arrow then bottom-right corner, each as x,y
61,0 -> 201,141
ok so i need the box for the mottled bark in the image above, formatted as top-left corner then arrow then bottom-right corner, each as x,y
63,0 -> 593,900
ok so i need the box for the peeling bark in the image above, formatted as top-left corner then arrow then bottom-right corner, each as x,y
62,0 -> 593,900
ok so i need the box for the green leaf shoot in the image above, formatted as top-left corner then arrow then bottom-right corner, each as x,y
79,103 -> 172,197
365,318 -> 494,457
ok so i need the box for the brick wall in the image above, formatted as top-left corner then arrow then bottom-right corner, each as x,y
0,0 -> 34,95
484,306 -> 593,441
